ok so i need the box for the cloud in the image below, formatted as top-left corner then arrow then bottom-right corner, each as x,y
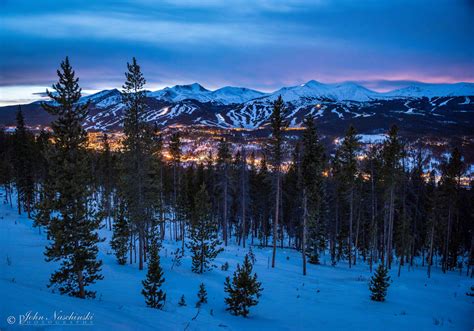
0,0 -> 473,102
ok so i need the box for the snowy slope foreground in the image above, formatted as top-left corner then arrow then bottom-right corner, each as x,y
1,193 -> 473,331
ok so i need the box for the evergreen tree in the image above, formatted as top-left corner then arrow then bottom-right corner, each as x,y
121,57 -> 156,270
178,295 -> 187,306
269,95 -> 287,268
33,130 -> 54,232
196,283 -> 208,307
12,108 -> 35,217
142,236 -> 166,309
41,57 -> 103,298
99,133 -> 114,230
169,131 -> 182,243
380,125 -> 403,268
111,199 -> 130,265
300,116 -> 326,270
0,128 -> 14,205
335,125 -> 361,268
224,253 -> 263,317
187,184 -> 223,273
217,138 -> 232,246
439,147 -> 465,271
369,263 -> 391,302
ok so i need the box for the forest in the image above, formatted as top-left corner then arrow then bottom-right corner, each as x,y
0,57 -> 472,315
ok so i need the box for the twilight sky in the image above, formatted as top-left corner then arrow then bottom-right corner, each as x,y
1,0 -> 473,105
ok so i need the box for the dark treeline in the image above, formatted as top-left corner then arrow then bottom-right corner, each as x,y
1,58 -> 473,306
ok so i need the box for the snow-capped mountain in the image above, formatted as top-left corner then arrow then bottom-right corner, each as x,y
263,80 -> 380,103
80,89 -> 122,107
148,83 -> 212,103
210,86 -> 267,104
1,81 -> 473,136
147,83 -> 266,105
383,82 -> 474,98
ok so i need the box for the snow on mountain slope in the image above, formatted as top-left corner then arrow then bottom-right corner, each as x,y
384,82 -> 474,98
210,86 -> 267,104
263,80 -> 381,103
81,89 -> 121,107
148,83 -> 212,103
1,192 -> 473,331
148,84 -> 266,105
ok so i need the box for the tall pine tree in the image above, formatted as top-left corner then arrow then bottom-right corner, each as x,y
300,115 -> 326,271
121,57 -> 157,270
41,57 -> 103,298
12,108 -> 35,217
335,125 -> 361,268
269,95 -> 286,268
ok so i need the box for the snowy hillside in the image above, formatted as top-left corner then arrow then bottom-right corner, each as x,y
263,80 -> 381,103
384,82 -> 474,98
1,195 -> 473,331
148,83 -> 267,105
1,81 -> 474,133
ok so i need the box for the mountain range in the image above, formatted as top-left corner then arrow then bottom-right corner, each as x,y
1,81 -> 473,136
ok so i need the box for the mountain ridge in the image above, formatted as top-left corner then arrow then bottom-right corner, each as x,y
1,81 -> 473,136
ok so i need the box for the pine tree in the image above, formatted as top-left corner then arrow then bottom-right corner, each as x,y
169,131 -> 182,243
178,295 -> 187,306
196,283 -> 208,307
12,108 -> 35,217
0,128 -> 14,206
142,237 -> 166,309
217,138 -> 232,246
369,263 -> 391,302
41,57 -> 103,298
187,184 -> 223,273
99,133 -> 114,230
439,147 -> 465,272
121,57 -> 156,270
111,199 -> 130,265
269,95 -> 287,268
300,115 -> 326,271
224,253 -> 263,317
334,125 -> 361,268
33,129 -> 54,233
380,125 -> 403,268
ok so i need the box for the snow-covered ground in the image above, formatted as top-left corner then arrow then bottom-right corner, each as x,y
1,195 -> 473,330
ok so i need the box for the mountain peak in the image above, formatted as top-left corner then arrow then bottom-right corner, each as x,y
384,82 -> 474,98
175,83 -> 208,92
302,80 -> 323,87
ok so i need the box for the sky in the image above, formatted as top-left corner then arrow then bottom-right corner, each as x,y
1,0 -> 473,106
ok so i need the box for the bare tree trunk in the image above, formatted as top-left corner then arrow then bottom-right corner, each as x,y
443,207 -> 452,273
354,203 -> 360,266
428,222 -> 435,278
138,228 -> 144,270
129,234 -> 133,265
272,171 -> 280,268
387,186 -> 395,269
223,167 -> 228,246
348,188 -> 353,268
26,194 -> 31,218
77,270 -> 85,299
17,190 -> 21,215
302,189 -> 308,276
241,147 -> 246,248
